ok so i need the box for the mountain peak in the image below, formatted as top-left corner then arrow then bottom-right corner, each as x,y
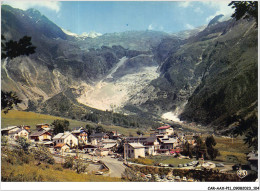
208,14 -> 224,27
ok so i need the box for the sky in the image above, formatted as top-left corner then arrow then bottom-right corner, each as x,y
3,1 -> 234,35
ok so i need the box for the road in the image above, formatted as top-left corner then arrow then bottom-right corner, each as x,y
100,156 -> 126,178
53,152 -> 126,178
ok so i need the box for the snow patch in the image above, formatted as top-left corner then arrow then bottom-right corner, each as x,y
61,28 -> 102,39
162,112 -> 181,122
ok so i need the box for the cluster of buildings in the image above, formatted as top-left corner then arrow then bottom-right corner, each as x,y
124,125 -> 199,159
1,124 -> 200,159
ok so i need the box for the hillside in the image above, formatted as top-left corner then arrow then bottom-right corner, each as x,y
1,110 -> 144,136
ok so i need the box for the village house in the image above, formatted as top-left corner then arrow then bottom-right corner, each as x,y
89,133 -> 109,145
20,125 -> 31,133
71,127 -> 88,145
124,143 -> 145,159
1,126 -> 29,140
30,130 -> 52,142
53,132 -> 78,148
125,137 -> 147,144
36,123 -> 50,131
157,125 -> 174,136
143,136 -> 160,155
159,137 -> 179,150
109,131 -> 121,140
54,143 -> 70,153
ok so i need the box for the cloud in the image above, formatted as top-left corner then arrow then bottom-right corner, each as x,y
202,2 -> 233,22
178,1 -> 192,8
148,24 -> 154,30
3,1 -> 61,12
194,7 -> 203,14
148,24 -> 164,31
185,24 -> 194,30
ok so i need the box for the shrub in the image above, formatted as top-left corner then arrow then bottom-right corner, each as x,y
29,146 -> 55,164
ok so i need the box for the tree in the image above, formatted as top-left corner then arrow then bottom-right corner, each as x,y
232,115 -> 258,150
194,136 -> 207,160
1,136 -> 8,146
74,157 -> 88,174
205,135 -> 219,160
1,91 -> 22,114
1,35 -> 36,114
95,125 -> 105,133
30,145 -> 55,164
136,130 -> 144,136
229,1 -> 258,26
52,119 -> 70,135
182,141 -> 193,158
1,35 -> 36,59
16,137 -> 31,153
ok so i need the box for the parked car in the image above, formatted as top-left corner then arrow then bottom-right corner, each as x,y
182,177 -> 187,181
146,174 -> 152,178
167,176 -> 173,180
216,163 -> 225,167
95,171 -> 103,175
183,164 -> 187,167
161,175 -> 166,179
175,176 -> 181,181
169,164 -> 175,167
188,178 -> 194,182
178,164 -> 183,168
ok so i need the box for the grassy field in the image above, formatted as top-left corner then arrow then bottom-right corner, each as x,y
213,136 -> 249,164
1,110 -> 140,136
148,155 -> 194,166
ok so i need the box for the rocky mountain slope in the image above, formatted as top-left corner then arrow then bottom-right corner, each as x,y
1,5 -> 258,131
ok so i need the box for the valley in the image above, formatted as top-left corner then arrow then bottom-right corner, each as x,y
1,2 -> 258,185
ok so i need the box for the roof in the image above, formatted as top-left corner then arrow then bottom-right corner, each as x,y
53,132 -> 73,140
145,136 -> 158,143
36,123 -> 49,126
8,128 -> 23,134
102,139 -> 117,143
54,143 -> 66,148
1,126 -> 18,131
157,125 -> 171,130
162,138 -> 178,144
128,143 -> 145,148
89,133 -> 108,138
30,130 -> 51,137
103,143 -> 117,149
72,127 -> 86,133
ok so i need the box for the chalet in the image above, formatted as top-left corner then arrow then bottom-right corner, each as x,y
144,136 -> 160,155
101,139 -> 118,152
36,123 -> 50,131
83,144 -> 98,153
124,143 -> 145,159
159,137 -> 179,150
109,131 -> 121,139
125,137 -> 147,144
1,126 -> 29,140
30,130 -> 52,142
157,125 -> 174,136
53,132 -> 78,147
71,127 -> 88,144
89,133 -> 109,145
54,143 -> 70,153
20,125 -> 31,133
